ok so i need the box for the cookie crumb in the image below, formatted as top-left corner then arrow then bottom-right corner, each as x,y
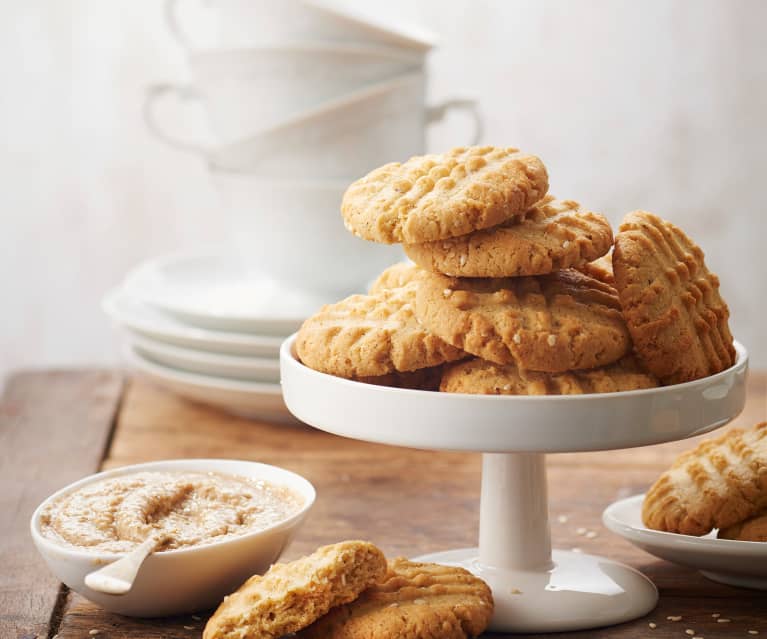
557,515 -> 569,524
576,527 -> 587,535
510,588 -> 522,594
667,615 -> 682,621
191,615 -> 202,621
183,626 -> 195,631
648,622 -> 657,629
89,631 -> 100,637
748,631 -> 759,635
711,613 -> 720,618
685,630 -> 695,635
585,530 -> 598,539
717,618 -> 731,623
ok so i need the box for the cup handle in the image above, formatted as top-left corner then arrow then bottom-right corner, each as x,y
142,83 -> 210,155
426,99 -> 484,146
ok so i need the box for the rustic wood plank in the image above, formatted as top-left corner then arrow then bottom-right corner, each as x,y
0,370 -> 123,639
55,372 -> 766,639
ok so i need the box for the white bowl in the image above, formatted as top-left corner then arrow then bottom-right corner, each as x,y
211,174 -> 403,294
30,458 -> 315,617
182,44 -> 420,141
145,72 -> 481,177
128,333 -> 280,383
167,0 -> 436,53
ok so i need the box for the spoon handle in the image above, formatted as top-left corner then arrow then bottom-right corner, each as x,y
84,535 -> 162,595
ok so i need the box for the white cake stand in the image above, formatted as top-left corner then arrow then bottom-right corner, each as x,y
280,338 -> 748,633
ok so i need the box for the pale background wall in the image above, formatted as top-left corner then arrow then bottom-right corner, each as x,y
1,0 -> 765,385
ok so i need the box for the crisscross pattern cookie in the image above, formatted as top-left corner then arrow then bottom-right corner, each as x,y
613,211 -> 735,384
414,269 -> 630,372
342,146 -> 548,244
203,541 -> 387,639
643,422 -> 767,536
296,283 -> 465,378
440,355 -> 657,395
368,262 -> 421,294
718,511 -> 767,541
404,196 -> 612,277
576,252 -> 614,286
300,558 -> 493,639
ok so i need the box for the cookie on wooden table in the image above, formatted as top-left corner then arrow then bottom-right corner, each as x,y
642,422 -> 767,536
440,355 -> 658,395
342,145 -> 548,244
718,512 -> 767,542
368,262 -> 421,294
414,268 -> 630,373
613,211 -> 735,384
404,196 -> 613,277
296,283 -> 465,379
299,557 -> 493,639
203,540 -> 387,639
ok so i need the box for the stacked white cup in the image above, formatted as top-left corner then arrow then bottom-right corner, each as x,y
146,0 -> 482,298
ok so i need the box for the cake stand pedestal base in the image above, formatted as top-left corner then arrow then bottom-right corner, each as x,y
414,548 -> 657,633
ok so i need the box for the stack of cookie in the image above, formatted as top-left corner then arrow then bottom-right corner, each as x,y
296,145 -> 736,394
643,421 -> 767,542
203,540 -> 494,639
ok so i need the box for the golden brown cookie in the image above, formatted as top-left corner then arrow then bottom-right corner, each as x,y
203,540 -> 387,639
299,557 -> 493,639
576,252 -> 614,286
403,195 -> 613,277
357,365 -> 445,391
440,355 -> 658,395
414,269 -> 630,372
296,283 -> 465,379
368,262 -> 421,294
718,512 -> 767,542
613,211 -> 735,385
342,146 -> 548,244
642,422 -> 767,536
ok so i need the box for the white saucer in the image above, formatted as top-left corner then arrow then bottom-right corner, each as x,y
603,494 -> 767,590
103,288 -> 283,358
125,345 -> 296,424
128,333 -> 279,383
123,253 -> 327,334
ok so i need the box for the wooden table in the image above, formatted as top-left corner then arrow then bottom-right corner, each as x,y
2,370 -> 766,639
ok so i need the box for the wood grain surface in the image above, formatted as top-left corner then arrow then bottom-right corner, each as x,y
3,370 -> 765,639
0,371 -> 123,639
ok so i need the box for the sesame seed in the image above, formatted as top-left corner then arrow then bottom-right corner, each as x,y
557,515 -> 569,524
717,618 -> 731,623
443,288 -> 452,297
562,241 -> 571,249
512,333 -> 522,344
547,334 -> 557,346
585,531 -> 598,539
648,622 -> 657,629
502,384 -> 511,391
685,630 -> 695,636
667,616 -> 682,622
459,254 -> 467,267
576,527 -> 587,535
389,602 -> 399,607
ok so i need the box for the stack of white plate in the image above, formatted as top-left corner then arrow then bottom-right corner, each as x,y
103,252 -> 331,423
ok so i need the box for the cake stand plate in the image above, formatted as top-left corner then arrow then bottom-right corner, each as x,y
280,337 -> 748,633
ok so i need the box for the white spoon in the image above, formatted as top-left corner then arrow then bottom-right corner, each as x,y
84,535 -> 163,595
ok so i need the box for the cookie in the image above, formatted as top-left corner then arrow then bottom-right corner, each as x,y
203,540 -> 387,639
299,557 -> 493,639
718,512 -> 767,542
414,268 -> 630,372
342,146 -> 548,244
440,355 -> 658,395
368,262 -> 421,294
296,283 -> 465,378
403,196 -> 613,277
642,422 -> 767,536
613,211 -> 735,384
576,252 -> 614,286
357,365 -> 445,391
